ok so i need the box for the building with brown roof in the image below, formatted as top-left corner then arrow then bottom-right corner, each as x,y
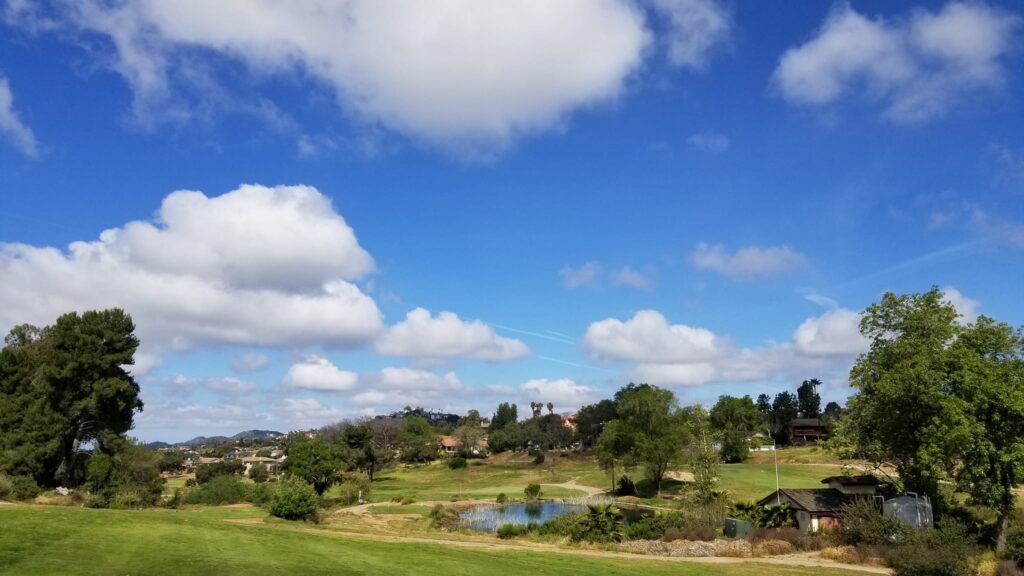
757,475 -> 882,532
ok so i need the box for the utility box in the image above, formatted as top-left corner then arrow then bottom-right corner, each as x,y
724,517 -> 753,538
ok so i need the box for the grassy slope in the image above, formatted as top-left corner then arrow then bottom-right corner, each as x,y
0,505 -> 862,576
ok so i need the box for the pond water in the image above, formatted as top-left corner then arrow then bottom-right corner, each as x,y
459,502 -> 652,532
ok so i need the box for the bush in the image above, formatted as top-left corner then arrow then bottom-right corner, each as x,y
1006,524 -> 1024,567
196,460 -> 244,484
401,497 -> 415,505
753,539 -> 794,556
623,512 -> 692,541
570,504 -> 624,543
334,474 -> 370,506
532,451 -> 546,465
448,457 -> 468,470
429,504 -> 460,530
821,546 -> 860,564
616,475 -> 637,496
251,483 -> 277,507
269,479 -> 318,521
0,475 -> 12,501
184,478 -> 197,488
184,475 -> 250,505
248,463 -> 269,483
164,488 -> 183,509
838,498 -> 907,546
6,475 -> 41,501
750,527 -> 823,551
524,483 -> 541,501
886,520 -> 978,576
663,525 -> 715,542
497,523 -> 531,539
109,492 -> 143,509
496,493 -> 507,504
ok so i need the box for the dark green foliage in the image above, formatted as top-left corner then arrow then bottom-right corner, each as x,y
398,416 -> 436,464
709,395 -> 762,463
489,402 -> 518,432
159,451 -> 187,474
770,392 -> 799,444
196,459 -> 244,484
574,399 -> 617,448
248,463 -> 269,483
184,475 -> 250,505
249,483 -> 275,506
269,478 -> 318,521
531,450 -> 545,465
615,475 -> 636,496
496,492 -> 507,504
85,440 -> 164,508
886,520 -> 978,576
281,433 -> 346,495
497,523 -> 532,539
0,310 -> 142,487
838,498 -> 907,545
796,379 -> 822,418
728,501 -> 794,529
1006,523 -> 1024,567
623,511 -> 691,541
495,513 -> 583,539
2,475 -> 41,501
429,504 -> 460,529
570,504 -> 624,543
524,483 -> 541,500
447,456 -> 468,470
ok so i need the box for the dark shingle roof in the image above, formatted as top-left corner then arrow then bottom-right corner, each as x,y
757,488 -> 857,514
821,475 -> 882,486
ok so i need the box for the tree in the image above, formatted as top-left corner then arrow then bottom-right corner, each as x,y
797,379 -> 822,418
684,406 -> 719,503
0,309 -> 142,487
613,384 -> 690,495
546,402 -> 554,414
398,416 -> 436,463
282,433 -> 346,495
575,399 -> 617,449
248,462 -> 269,483
489,402 -> 517,432
709,395 -> 762,463
822,401 -> 842,420
756,393 -> 772,416
452,423 -> 485,458
595,419 -> 633,491
770,391 -> 799,444
84,438 -> 165,507
342,424 -> 389,481
461,409 -> 482,428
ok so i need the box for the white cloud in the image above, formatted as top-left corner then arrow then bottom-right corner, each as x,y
230,353 -> 271,374
584,310 -> 724,364
942,286 -> 981,323
351,367 -> 464,408
368,367 -> 463,392
276,398 -> 348,429
521,378 -> 595,411
560,261 -> 602,289
0,74 -> 38,157
692,242 -> 808,278
0,184 -> 383,355
137,401 -> 268,430
376,308 -> 530,361
774,2 -> 1020,123
686,132 -> 729,153
792,308 -> 868,357
283,355 -> 358,392
804,293 -> 839,309
614,266 -> 652,289
167,374 -> 258,394
648,0 -> 731,70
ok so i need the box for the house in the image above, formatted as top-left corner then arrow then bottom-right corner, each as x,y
561,415 -> 577,432
239,456 -> 280,474
438,435 -> 489,456
788,418 -> 828,444
757,475 -> 882,532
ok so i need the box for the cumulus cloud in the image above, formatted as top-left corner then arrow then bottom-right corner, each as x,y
283,355 -> 359,392
376,308 -> 530,361
275,398 -> 348,429
166,374 -> 258,394
614,266 -> 652,289
0,184 -> 383,354
137,401 -> 268,430
648,0 -> 731,69
792,308 -> 868,357
351,367 -> 464,408
584,310 -> 724,364
521,378 -> 595,411
0,74 -> 38,157
230,353 -> 271,374
942,286 -> 981,323
774,2 -> 1020,123
691,242 -> 808,278
560,262 -> 602,289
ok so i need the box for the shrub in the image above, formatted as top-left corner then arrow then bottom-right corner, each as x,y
1006,524 -> 1024,567
401,497 -> 415,505
496,493 -> 507,504
448,457 -> 468,470
538,512 -> 583,537
570,504 -> 624,543
624,512 -> 692,541
0,475 -> 12,501
728,501 -> 794,528
821,546 -> 860,564
532,451 -> 545,465
269,479 -> 318,521
164,488 -> 183,509
184,478 -> 197,488
886,520 -> 978,576
184,475 -> 250,505
616,475 -> 637,496
109,492 -> 143,509
497,523 -> 531,539
7,475 -> 41,501
251,483 -> 277,507
196,459 -> 245,484
750,527 -> 822,551
248,463 -> 269,483
429,504 -> 460,530
753,540 -> 794,556
335,474 -> 371,506
663,525 -> 715,542
524,483 -> 541,501
838,498 -> 907,546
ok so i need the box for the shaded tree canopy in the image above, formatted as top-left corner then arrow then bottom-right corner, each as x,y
0,309 -> 142,486
796,379 -> 822,418
709,395 -> 762,463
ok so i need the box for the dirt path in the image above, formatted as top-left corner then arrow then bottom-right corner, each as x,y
226,518 -> 890,574
542,477 -> 605,496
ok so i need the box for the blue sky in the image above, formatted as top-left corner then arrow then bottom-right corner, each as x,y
0,1 -> 1022,442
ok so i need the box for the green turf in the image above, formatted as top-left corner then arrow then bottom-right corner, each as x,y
367,505 -> 433,516
718,463 -> 841,502
0,505 -> 865,576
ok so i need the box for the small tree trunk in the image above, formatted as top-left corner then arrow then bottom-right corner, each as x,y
996,485 -> 1013,553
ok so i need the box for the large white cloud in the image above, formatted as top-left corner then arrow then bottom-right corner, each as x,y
283,355 -> 359,392
0,184 -> 383,352
521,378 -> 596,411
692,242 -> 808,278
376,308 -> 531,361
583,309 -> 724,364
792,308 -> 868,358
8,0 -> 733,154
774,2 -> 1020,123
0,73 -> 38,157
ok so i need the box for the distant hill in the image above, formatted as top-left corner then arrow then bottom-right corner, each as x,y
150,429 -> 285,448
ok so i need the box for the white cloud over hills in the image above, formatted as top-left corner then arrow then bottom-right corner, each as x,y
376,308 -> 531,362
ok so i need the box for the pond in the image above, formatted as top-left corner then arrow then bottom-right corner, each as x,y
459,501 -> 652,532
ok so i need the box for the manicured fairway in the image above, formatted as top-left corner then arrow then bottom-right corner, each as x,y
0,505 -> 865,576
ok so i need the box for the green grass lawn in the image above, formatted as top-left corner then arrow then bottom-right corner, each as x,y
0,504 -> 865,576
718,463 -> 841,502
